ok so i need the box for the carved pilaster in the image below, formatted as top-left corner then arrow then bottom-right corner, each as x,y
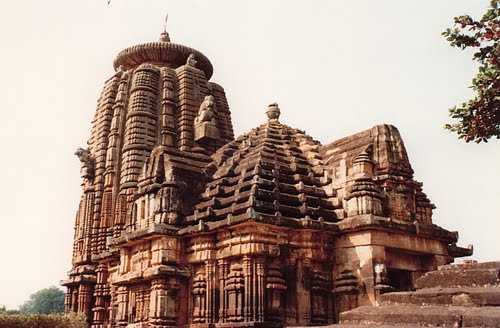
64,289 -> 72,313
266,261 -> 287,323
255,257 -> 265,322
242,256 -> 252,321
91,264 -> 109,327
71,288 -> 79,313
160,68 -> 177,147
333,269 -> 359,322
115,286 -> 128,327
192,267 -> 206,323
108,285 -> 118,327
218,259 -> 228,323
205,260 -> 217,323
78,284 -> 94,321
225,262 -> 244,322
149,278 -> 178,327
143,288 -> 150,323
296,259 -> 311,325
310,269 -> 330,325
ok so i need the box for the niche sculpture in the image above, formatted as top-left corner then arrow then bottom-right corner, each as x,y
194,95 -> 220,142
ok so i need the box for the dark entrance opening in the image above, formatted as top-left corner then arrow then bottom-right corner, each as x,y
387,268 -> 414,291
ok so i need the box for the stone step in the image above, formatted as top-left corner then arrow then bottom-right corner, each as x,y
326,325 -> 423,328
380,287 -> 500,307
415,262 -> 500,289
339,305 -> 500,327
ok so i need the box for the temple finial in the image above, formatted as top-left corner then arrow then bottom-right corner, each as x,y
266,103 -> 281,122
159,14 -> 171,42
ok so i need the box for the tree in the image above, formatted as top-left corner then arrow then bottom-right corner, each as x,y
442,0 -> 499,143
0,305 -> 20,315
19,286 -> 65,315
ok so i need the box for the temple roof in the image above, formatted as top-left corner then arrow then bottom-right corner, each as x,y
185,104 -> 340,229
320,124 -> 414,178
113,33 -> 214,78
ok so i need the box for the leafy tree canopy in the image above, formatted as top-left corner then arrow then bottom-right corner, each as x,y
19,286 -> 65,315
443,0 -> 499,143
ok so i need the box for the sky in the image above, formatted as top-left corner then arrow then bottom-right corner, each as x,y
0,0 -> 498,309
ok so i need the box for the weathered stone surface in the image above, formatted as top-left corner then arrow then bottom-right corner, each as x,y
340,305 -> 500,327
341,262 -> 500,327
63,26 -> 476,328
415,262 -> 500,289
326,325 -> 439,328
381,287 -> 500,307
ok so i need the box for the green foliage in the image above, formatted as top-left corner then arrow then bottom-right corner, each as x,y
442,0 -> 500,143
19,287 -> 65,315
0,306 -> 20,315
0,314 -> 86,328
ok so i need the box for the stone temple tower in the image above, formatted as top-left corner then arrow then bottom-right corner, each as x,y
63,27 -> 234,325
64,25 -> 472,328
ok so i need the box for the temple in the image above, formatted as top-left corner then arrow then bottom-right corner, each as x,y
63,26 -> 474,328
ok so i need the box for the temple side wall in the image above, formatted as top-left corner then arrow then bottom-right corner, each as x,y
333,228 -> 453,308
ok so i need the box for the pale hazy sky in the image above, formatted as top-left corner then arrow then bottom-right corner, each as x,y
0,0 -> 498,309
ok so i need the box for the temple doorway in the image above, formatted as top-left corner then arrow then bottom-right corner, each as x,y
387,268 -> 414,291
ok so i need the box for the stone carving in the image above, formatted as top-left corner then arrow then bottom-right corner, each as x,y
187,53 -> 197,67
345,145 -> 385,217
373,263 -> 394,296
195,95 -> 216,125
266,102 -> 281,121
266,262 -> 287,322
74,147 -> 94,183
194,95 -> 220,142
64,25 -> 475,328
191,268 -> 207,323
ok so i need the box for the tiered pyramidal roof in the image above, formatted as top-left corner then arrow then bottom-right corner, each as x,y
185,103 -> 339,231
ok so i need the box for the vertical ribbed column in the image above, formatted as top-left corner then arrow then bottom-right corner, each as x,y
149,278 -> 176,326
175,65 -> 210,151
209,82 -> 234,146
64,289 -> 72,313
205,260 -> 216,323
243,256 -> 252,321
82,191 -> 95,262
89,75 -> 120,255
92,263 -> 109,327
296,259 -> 311,325
72,196 -> 87,263
218,259 -> 228,323
78,284 -> 94,319
255,257 -> 265,322
71,289 -> 79,313
119,64 -> 160,230
159,67 -> 178,147
116,286 -> 128,327
101,72 -> 130,241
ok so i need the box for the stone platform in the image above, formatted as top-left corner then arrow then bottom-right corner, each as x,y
340,305 -> 500,327
335,261 -> 500,327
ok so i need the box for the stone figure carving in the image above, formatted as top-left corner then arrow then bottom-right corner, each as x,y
374,263 -> 387,285
194,95 -> 220,142
187,53 -> 197,67
75,147 -> 94,182
75,147 -> 92,164
195,95 -> 216,125
374,263 -> 393,295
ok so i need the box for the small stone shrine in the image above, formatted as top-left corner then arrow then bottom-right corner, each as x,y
63,25 -> 474,328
